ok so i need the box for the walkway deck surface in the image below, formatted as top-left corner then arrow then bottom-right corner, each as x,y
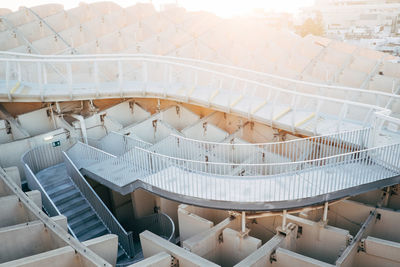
75,144 -> 400,210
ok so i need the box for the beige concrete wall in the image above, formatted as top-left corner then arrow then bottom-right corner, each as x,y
275,248 -> 335,267
370,207 -> 400,243
1,234 -> 118,267
183,217 -> 240,264
287,215 -> 349,264
132,189 -> 156,218
0,191 -> 41,228
179,204 -> 229,225
219,228 -> 261,266
364,236 -> 400,263
247,215 -> 282,244
111,190 -> 135,228
352,251 -> 400,267
82,234 -> 119,265
140,230 -> 219,267
178,205 -> 214,242
327,200 -> 374,236
129,252 -> 171,267
0,215 -> 67,264
0,166 -> 21,197
3,166 -> 21,188
234,235 -> 284,267
158,197 -> 180,236
235,223 -> 297,267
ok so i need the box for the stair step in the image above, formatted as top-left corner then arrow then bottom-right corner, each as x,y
69,210 -> 97,229
48,183 -> 75,197
63,203 -> 91,220
74,218 -> 104,237
58,196 -> 86,213
41,176 -> 71,189
52,189 -> 81,206
77,224 -> 109,242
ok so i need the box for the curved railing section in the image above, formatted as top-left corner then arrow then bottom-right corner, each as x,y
134,212 -> 175,244
2,52 -> 399,110
130,143 -> 400,201
62,113 -> 400,209
69,138 -> 400,206
62,152 -> 136,257
1,53 -> 395,135
149,128 -> 371,164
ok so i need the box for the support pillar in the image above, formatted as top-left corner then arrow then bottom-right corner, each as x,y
241,211 -> 246,233
282,210 -> 287,231
323,202 -> 328,223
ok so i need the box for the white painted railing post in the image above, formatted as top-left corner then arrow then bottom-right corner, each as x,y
67,62 -> 72,99
17,62 -> 21,82
142,62 -> 148,95
194,70 -> 198,88
42,64 -> 47,85
93,61 -> 99,97
291,94 -> 298,132
313,99 -> 323,135
338,103 -> 348,132
241,211 -> 246,233
6,61 -> 10,100
37,62 -> 43,101
118,60 -> 123,97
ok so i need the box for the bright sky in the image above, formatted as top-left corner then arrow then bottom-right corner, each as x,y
0,0 -> 315,17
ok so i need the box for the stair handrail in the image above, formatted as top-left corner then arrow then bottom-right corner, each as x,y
62,151 -> 136,257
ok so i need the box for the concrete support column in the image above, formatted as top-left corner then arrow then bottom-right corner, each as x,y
282,210 -> 287,231
323,202 -> 329,223
241,211 -> 246,233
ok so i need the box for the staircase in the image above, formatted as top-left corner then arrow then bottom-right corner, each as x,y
35,163 -> 130,264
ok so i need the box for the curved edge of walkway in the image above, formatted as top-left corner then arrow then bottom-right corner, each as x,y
81,166 -> 400,211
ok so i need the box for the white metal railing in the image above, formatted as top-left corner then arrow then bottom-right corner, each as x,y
148,128 -> 371,164
133,212 -> 175,245
133,143 -> 400,201
1,51 -> 399,110
134,142 -> 400,176
70,140 -> 400,202
0,53 -> 394,134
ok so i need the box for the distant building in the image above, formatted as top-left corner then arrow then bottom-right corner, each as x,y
298,0 -> 400,55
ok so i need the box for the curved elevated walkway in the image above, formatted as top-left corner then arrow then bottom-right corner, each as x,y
64,131 -> 400,211
1,53 -> 399,137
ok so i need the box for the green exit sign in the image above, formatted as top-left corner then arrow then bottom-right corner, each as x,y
52,140 -> 61,147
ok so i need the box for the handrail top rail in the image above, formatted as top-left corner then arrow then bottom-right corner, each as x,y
1,51 -> 399,99
169,127 -> 371,147
125,142 -> 400,168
